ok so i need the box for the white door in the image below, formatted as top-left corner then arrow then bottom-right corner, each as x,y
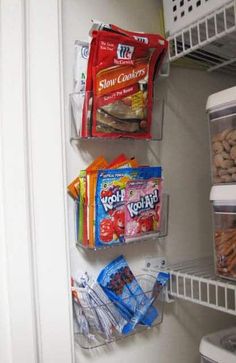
0,1 -> 74,362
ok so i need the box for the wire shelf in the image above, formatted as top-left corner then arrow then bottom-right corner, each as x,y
164,257 -> 236,316
166,1 -> 236,74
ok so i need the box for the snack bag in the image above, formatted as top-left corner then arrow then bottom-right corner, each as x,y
83,28 -> 168,139
97,255 -> 158,334
95,167 -> 162,247
125,178 -> 162,238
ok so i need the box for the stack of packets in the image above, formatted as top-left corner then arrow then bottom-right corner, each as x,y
71,21 -> 168,139
72,255 -> 170,340
67,154 -> 163,249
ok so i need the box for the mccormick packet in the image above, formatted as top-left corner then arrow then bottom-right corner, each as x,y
125,178 -> 162,239
83,28 -> 168,138
95,167 -> 162,248
72,41 -> 89,136
90,20 -> 167,50
97,255 -> 158,334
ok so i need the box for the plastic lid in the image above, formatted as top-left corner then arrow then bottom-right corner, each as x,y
199,327 -> 236,363
206,86 -> 236,112
210,185 -> 236,202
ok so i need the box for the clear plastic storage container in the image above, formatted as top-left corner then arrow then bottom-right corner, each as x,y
206,87 -> 236,185
200,327 -> 236,363
210,185 -> 236,281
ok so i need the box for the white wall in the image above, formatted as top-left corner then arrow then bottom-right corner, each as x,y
62,1 -> 236,362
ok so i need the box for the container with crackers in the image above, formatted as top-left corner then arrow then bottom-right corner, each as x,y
210,185 -> 236,281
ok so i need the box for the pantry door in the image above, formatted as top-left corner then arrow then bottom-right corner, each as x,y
0,1 -> 74,363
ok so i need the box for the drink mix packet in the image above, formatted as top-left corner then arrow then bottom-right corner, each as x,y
86,156 -> 108,248
67,176 -> 80,200
78,171 -> 87,246
83,27 -> 168,138
95,166 -> 162,248
125,178 -> 162,239
107,153 -> 127,168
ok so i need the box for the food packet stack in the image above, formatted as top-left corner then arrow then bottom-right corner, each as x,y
73,21 -> 168,139
68,154 -> 163,249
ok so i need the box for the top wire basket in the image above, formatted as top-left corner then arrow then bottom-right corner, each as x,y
163,0 -> 232,36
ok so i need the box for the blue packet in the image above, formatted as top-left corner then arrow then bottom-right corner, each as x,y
97,255 -> 158,334
156,272 -> 170,289
95,167 -> 162,248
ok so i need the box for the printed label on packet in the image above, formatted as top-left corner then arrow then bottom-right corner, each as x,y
125,178 -> 162,238
95,167 -> 162,247
95,170 -> 130,247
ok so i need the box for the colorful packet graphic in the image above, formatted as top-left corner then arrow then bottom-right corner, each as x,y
97,255 -> 158,334
78,171 -> 87,246
107,153 -> 127,168
95,167 -> 162,247
86,156 -> 108,248
83,26 -> 168,139
125,178 -> 162,238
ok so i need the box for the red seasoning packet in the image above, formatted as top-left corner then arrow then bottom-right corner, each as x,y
82,25 -> 168,139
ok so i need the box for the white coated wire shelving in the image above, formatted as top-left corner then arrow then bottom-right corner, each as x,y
166,258 -> 236,315
164,0 -> 236,74
146,257 -> 236,316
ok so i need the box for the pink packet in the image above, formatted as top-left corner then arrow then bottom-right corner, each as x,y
125,178 -> 162,238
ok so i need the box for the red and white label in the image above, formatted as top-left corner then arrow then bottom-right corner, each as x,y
117,44 -> 134,60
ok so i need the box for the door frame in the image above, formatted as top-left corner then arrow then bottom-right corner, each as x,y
0,1 -> 74,362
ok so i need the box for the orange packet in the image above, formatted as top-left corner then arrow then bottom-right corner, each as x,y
110,157 -> 139,169
86,156 -> 108,248
107,153 -> 127,168
86,155 -> 108,172
67,176 -> 80,199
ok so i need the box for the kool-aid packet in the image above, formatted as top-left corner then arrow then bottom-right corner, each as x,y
95,167 -> 162,247
95,169 -> 130,247
125,178 -> 162,238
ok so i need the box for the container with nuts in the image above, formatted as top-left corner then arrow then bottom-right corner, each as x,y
210,185 -> 236,281
209,106 -> 236,184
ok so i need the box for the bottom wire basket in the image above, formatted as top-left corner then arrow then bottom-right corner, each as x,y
73,274 -> 165,349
